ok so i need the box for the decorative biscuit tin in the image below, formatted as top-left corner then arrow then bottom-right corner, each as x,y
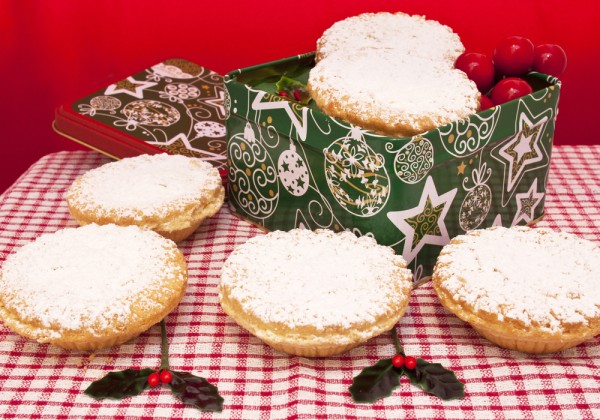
224,53 -> 561,282
54,58 -> 228,182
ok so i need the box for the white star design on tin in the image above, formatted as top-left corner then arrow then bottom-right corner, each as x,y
251,91 -> 309,141
498,114 -> 546,193
491,100 -> 553,207
204,88 -> 226,120
104,77 -> 157,99
387,176 -> 457,264
511,178 -> 544,226
145,133 -> 226,162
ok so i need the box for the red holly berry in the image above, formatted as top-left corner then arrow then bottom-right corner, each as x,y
159,369 -> 173,384
493,36 -> 534,76
490,77 -> 533,105
147,372 -> 160,387
278,90 -> 288,97
293,89 -> 301,101
392,354 -> 405,368
404,356 -> 417,370
455,52 -> 495,93
533,44 -> 567,78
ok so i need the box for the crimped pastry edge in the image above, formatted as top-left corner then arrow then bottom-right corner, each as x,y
67,178 -> 225,243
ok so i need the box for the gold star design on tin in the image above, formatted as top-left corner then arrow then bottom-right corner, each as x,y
404,196 -> 444,246
503,120 -> 542,177
511,178 -> 544,226
457,161 -> 467,175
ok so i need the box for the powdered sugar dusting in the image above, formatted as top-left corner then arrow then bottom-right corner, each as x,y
220,229 -> 412,332
317,12 -> 464,64
436,227 -> 600,333
67,154 -> 222,219
311,50 -> 479,131
309,12 -> 479,135
0,224 -> 183,335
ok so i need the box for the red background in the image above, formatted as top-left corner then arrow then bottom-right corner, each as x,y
1,0 -> 598,193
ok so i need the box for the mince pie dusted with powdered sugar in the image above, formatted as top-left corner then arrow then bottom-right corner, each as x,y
66,154 -> 224,242
308,12 -> 480,138
219,229 -> 413,357
432,226 -> 600,353
0,224 -> 188,351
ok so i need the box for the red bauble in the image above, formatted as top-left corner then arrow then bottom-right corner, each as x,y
493,36 -> 534,76
480,95 -> 494,110
533,44 -> 567,78
455,52 -> 496,93
490,77 -> 533,104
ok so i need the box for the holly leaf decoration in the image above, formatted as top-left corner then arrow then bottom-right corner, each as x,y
84,368 -> 155,400
349,358 -> 403,403
169,371 -> 224,412
403,358 -> 465,400
275,76 -> 312,105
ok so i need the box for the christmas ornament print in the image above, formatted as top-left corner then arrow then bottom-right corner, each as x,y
393,135 -> 434,184
163,83 -> 201,102
122,100 -> 180,127
459,162 -> 493,231
194,121 -> 226,138
151,59 -> 203,79
90,96 -> 121,111
438,106 -> 500,158
324,127 -> 390,217
278,142 -> 309,197
228,123 -> 279,220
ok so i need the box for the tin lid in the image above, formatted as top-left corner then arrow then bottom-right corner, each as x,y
54,58 -> 228,184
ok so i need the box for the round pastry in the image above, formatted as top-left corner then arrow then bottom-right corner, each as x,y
219,229 -> 413,357
314,12 -> 464,64
0,224 -> 188,351
308,12 -> 480,138
432,226 -> 600,353
66,154 -> 225,242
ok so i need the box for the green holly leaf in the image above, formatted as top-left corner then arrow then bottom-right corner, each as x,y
349,358 -> 403,403
275,76 -> 312,105
84,368 -> 155,400
403,358 -> 465,400
169,371 -> 224,412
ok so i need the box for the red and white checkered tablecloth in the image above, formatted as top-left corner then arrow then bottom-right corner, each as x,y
0,147 -> 599,419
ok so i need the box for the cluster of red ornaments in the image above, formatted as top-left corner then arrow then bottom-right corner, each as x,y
455,36 -> 567,109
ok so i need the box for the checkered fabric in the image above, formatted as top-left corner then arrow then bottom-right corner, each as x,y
0,148 -> 598,419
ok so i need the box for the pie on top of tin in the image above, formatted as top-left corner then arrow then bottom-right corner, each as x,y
308,12 -> 480,138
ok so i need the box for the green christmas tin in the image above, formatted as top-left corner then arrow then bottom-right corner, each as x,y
224,53 -> 560,283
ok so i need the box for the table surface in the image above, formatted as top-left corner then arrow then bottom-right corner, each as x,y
0,147 -> 599,419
